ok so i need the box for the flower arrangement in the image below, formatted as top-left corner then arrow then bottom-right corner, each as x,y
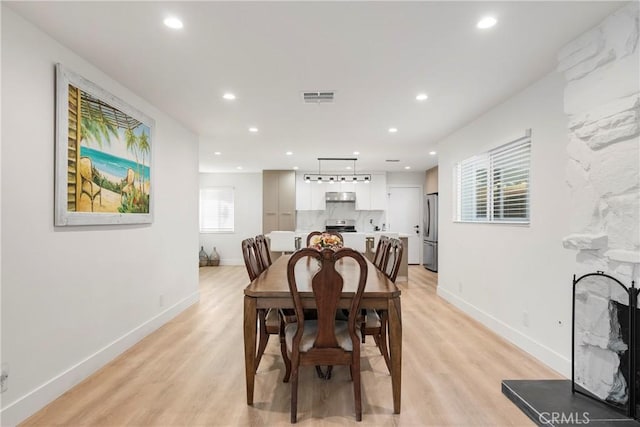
309,233 -> 343,250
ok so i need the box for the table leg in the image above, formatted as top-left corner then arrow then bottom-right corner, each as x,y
388,296 -> 402,414
244,296 -> 257,405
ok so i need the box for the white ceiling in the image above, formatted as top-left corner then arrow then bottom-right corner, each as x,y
7,1 -> 624,174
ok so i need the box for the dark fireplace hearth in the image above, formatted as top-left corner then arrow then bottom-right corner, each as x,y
503,271 -> 640,426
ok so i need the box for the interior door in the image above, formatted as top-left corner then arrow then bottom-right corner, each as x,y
387,186 -> 421,264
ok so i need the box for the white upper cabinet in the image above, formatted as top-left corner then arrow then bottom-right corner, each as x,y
354,182 -> 371,210
310,181 -> 327,210
369,173 -> 387,210
295,173 -> 312,210
296,173 -> 327,211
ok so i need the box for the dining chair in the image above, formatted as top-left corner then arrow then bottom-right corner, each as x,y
341,232 -> 367,253
372,235 -> 390,269
283,248 -> 368,423
255,234 -> 272,269
362,238 -> 403,373
382,238 -> 404,283
242,238 -> 287,373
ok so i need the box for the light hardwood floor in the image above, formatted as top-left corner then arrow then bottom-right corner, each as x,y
22,266 -> 561,426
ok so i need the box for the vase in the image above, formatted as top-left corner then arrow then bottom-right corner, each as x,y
209,247 -> 220,266
199,246 -> 209,267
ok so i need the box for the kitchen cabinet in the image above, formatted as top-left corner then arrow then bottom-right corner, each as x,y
354,182 -> 370,210
263,170 -> 296,233
425,166 -> 438,194
354,173 -> 386,210
296,174 -> 327,211
310,181 -> 327,210
370,173 -> 387,210
295,174 -> 311,210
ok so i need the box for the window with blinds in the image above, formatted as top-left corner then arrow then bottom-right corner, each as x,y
455,134 -> 531,224
199,187 -> 235,232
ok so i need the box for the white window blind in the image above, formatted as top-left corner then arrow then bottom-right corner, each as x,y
455,134 -> 531,224
200,187 -> 234,232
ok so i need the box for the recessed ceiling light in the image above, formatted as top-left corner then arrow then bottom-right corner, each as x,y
223,93 -> 236,100
214,151 -> 221,156
416,93 -> 428,101
293,166 -> 299,170
388,127 -> 398,133
404,166 -> 411,170
163,17 -> 183,29
477,16 -> 497,29
429,151 -> 437,155
285,151 -> 293,156
248,127 -> 258,133
353,151 -> 360,155
236,166 -> 243,170
346,166 -> 352,170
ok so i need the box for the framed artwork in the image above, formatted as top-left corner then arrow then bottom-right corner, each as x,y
55,63 -> 154,226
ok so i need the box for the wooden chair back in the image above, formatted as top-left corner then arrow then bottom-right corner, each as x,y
382,238 -> 403,283
255,234 -> 272,269
373,235 -> 390,269
241,238 -> 264,281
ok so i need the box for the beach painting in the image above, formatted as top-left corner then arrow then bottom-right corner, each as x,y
55,64 -> 154,226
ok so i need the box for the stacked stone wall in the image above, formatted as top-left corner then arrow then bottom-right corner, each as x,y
560,3 -> 640,403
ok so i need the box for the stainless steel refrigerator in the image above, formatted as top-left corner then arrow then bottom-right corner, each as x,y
423,193 -> 438,272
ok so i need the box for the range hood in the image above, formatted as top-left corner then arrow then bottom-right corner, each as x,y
325,192 -> 356,202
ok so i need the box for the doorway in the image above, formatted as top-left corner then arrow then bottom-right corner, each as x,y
387,186 -> 421,264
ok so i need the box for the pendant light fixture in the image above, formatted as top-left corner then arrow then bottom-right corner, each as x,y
303,158 -> 372,184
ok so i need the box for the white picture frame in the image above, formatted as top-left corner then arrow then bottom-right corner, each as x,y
55,63 -> 155,226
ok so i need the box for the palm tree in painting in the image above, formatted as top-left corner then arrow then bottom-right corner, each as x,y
124,128 -> 141,190
81,106 -> 117,148
138,131 -> 150,193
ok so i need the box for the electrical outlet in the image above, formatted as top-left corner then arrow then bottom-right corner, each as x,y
458,281 -> 463,293
523,311 -> 529,327
159,294 -> 165,308
1,363 -> 9,393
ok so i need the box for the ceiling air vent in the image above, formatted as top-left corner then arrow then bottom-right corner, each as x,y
302,91 -> 335,104
385,159 -> 400,162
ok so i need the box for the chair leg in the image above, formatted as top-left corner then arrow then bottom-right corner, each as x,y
291,367 -> 299,423
280,320 -> 291,383
378,311 -> 391,373
353,360 -> 362,422
255,309 -> 268,372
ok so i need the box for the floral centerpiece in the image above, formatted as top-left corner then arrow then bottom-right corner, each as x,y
309,233 -> 343,250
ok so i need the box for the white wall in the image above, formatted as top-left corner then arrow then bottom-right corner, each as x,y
199,173 -> 262,265
437,71 -> 575,377
1,7 -> 200,425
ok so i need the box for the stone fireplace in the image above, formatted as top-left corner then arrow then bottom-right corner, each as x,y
560,1 -> 640,416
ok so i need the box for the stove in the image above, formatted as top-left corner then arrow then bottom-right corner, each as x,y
325,219 -> 357,233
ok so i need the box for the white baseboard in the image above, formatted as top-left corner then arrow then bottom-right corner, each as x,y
0,291 -> 200,426
437,286 -> 570,378
220,258 -> 243,266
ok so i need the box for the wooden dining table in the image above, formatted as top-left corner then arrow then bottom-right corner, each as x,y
243,253 -> 403,413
